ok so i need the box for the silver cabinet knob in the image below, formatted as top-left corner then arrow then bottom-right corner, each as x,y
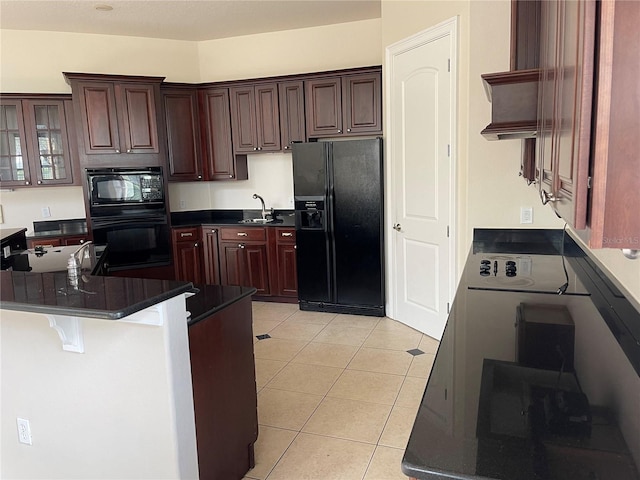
25,181 -> 30,185
37,180 -> 42,185
284,145 -> 291,150
347,128 -> 351,132
115,149 -> 120,153
393,223 -> 402,232
229,175 -> 233,178
540,189 -> 558,205
194,242 -> 199,247
211,229 -> 217,233
239,243 -> 245,249
337,129 -> 342,133
127,149 -> 131,153
257,147 -> 262,151
197,175 -> 202,179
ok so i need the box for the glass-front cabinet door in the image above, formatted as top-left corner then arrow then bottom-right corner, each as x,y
0,97 -> 74,187
0,99 -> 31,187
23,100 -> 74,186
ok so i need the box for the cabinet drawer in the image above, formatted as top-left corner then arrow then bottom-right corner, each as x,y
173,227 -> 202,241
220,227 -> 266,241
276,228 -> 296,243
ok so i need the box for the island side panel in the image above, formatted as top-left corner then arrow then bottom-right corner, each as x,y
188,295 -> 258,480
0,302 -> 197,480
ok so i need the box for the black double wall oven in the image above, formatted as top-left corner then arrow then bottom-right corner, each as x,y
86,167 -> 171,272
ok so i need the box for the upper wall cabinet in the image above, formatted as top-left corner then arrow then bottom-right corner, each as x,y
161,86 -> 203,181
305,69 -> 382,138
0,95 -> 78,188
536,0 -> 640,250
199,87 -> 248,181
64,73 -> 166,168
278,80 -> 306,150
230,83 -> 281,154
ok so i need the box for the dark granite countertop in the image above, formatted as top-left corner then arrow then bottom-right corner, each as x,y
171,209 -> 296,228
403,229 -> 640,480
0,244 -> 193,320
186,284 -> 257,326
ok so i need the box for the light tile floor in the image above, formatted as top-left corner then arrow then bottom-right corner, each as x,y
244,301 -> 439,480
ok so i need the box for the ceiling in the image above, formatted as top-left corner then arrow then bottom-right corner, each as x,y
0,0 -> 381,41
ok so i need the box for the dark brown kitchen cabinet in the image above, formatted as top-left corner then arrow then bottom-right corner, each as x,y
27,234 -> 89,249
278,81 -> 306,150
172,227 -> 204,283
230,83 -> 281,154
272,227 -> 297,297
218,227 -> 270,295
64,73 -> 165,167
199,88 -> 248,181
161,87 -> 203,181
536,0 -> 594,230
305,69 -> 382,138
0,96 -> 77,188
536,0 -> 640,249
202,225 -> 221,285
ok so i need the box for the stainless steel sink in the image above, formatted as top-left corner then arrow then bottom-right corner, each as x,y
238,218 -> 271,224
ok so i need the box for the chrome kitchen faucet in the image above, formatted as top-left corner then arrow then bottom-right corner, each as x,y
252,194 -> 267,220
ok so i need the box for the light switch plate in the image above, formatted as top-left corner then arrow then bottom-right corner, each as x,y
520,207 -> 533,224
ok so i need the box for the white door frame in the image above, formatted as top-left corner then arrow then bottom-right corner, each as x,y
384,17 -> 459,323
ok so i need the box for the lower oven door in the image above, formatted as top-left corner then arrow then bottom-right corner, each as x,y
91,215 -> 171,271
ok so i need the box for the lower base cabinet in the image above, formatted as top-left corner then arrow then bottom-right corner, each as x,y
188,293 -> 257,480
172,225 -> 297,301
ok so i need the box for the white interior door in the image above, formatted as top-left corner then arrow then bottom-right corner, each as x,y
387,19 -> 457,340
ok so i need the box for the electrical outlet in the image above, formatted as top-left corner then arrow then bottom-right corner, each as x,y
520,207 -> 533,224
288,197 -> 294,207
179,200 -> 186,209
0,204 -> 4,223
41,206 -> 51,218
17,418 -> 32,445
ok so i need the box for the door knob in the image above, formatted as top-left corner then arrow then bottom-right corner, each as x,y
393,223 -> 402,232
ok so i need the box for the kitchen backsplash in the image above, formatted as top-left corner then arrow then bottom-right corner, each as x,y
0,154 -> 294,230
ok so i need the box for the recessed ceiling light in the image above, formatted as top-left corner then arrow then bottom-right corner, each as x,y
95,4 -> 113,11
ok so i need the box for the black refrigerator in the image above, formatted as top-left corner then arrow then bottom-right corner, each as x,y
292,138 -> 384,316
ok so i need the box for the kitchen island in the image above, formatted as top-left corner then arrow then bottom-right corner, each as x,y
403,229 -> 640,480
0,239 -> 258,480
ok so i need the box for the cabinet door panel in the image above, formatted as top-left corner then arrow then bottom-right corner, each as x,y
77,82 -> 121,154
245,244 -> 270,295
219,242 -> 245,286
175,241 -> 203,283
163,89 -> 202,180
305,78 -> 342,137
200,88 -> 239,180
276,243 -> 297,297
230,86 -> 257,154
118,84 -> 159,153
343,73 -> 382,134
279,81 -> 306,150
552,0 -> 594,229
23,100 -> 74,185
203,227 -> 221,285
0,100 -> 31,186
255,83 -> 281,151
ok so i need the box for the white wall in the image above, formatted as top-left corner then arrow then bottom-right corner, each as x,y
0,296 -> 198,479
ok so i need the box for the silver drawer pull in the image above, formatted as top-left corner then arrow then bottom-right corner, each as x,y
281,232 -> 293,237
237,232 -> 248,237
181,232 -> 193,237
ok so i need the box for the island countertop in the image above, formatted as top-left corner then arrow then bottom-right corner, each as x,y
0,243 -> 194,320
402,229 -> 640,480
